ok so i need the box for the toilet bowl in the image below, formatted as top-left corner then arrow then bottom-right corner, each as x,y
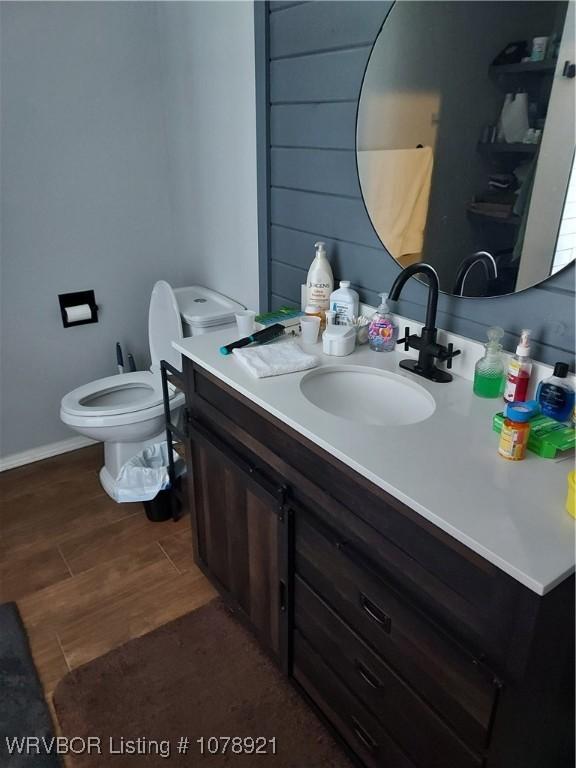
60,281 -> 243,500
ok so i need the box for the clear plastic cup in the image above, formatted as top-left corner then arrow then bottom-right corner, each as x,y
300,315 -> 321,344
235,310 -> 256,337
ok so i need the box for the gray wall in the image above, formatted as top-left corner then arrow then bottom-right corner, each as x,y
156,1 -> 259,311
264,0 -> 575,366
0,1 -> 259,458
0,2 -> 179,457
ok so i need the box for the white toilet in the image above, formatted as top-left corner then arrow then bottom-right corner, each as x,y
60,281 -> 243,500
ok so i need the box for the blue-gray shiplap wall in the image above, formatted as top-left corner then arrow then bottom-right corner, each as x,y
260,0 -> 575,366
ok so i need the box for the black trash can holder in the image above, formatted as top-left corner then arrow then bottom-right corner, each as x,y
142,478 -> 181,522
114,441 -> 185,521
142,477 -> 182,523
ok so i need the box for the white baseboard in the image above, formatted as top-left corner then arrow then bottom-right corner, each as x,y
0,436 -> 98,472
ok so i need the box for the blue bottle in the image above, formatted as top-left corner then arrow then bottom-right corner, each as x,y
536,362 -> 575,422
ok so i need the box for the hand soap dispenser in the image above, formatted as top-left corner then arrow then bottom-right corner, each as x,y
473,326 -> 505,398
368,293 -> 398,352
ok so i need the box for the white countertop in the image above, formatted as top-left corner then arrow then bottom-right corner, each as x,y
174,328 -> 575,595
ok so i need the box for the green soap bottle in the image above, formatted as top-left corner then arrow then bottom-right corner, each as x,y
474,326 -> 506,398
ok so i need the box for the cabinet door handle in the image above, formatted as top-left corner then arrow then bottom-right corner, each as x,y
351,717 -> 378,752
359,593 -> 392,633
354,659 -> 382,689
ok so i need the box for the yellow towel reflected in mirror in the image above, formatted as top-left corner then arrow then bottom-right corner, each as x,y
358,147 -> 433,263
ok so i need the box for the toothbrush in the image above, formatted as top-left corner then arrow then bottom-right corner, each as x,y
219,323 -> 287,356
116,342 -> 124,374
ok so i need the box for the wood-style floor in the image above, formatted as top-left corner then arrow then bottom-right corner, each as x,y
0,444 -> 216,709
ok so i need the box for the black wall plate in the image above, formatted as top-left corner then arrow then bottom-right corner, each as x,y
58,290 -> 98,328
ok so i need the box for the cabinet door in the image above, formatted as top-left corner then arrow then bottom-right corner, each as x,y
187,418 -> 287,662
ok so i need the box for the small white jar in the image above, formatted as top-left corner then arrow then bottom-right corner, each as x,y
322,325 -> 356,357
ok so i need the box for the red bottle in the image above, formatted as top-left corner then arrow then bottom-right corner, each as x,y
504,329 -> 532,403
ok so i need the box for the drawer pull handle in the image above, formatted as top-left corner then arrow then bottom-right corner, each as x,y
354,659 -> 382,689
351,717 -> 378,752
359,593 -> 392,633
279,580 -> 287,612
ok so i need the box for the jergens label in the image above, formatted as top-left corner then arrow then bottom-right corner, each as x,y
308,280 -> 331,309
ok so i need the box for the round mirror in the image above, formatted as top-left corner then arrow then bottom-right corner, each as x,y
357,1 -> 575,297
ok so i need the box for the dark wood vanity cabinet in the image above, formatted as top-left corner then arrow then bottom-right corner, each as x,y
182,359 -> 574,768
186,417 -> 287,662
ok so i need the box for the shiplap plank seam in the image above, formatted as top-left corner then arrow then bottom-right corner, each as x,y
271,145 -> 356,152
535,284 -> 575,297
271,99 -> 358,106
271,259 -> 415,300
271,185 -> 360,201
269,2 -> 308,14
271,42 -> 374,62
270,261 -> 415,304
271,291 -> 299,305
270,222 -> 388,256
270,223 -> 384,253
271,45 -> 371,63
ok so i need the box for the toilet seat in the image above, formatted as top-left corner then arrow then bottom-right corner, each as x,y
60,371 -> 179,425
61,280 -> 186,429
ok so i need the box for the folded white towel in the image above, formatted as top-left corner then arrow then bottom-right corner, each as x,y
232,340 -> 319,379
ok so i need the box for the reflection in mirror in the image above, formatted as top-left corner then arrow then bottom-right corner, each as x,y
357,1 -> 575,297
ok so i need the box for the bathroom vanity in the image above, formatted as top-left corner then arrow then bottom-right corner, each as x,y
174,330 -> 574,768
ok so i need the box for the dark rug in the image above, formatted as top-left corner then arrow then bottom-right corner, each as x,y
0,602 -> 60,767
53,600 -> 352,767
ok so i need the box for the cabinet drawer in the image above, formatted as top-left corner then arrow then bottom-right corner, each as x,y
294,630 -> 417,768
295,511 -> 500,751
295,576 -> 483,767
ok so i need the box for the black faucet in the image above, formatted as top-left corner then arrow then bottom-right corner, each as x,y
388,262 -> 461,383
453,251 -> 498,296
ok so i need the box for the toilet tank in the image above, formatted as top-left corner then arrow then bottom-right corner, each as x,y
173,286 -> 245,337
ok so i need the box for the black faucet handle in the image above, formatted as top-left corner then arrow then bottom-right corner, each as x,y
444,343 -> 462,370
397,326 -> 411,351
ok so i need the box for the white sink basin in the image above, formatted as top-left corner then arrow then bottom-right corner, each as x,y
300,365 -> 436,427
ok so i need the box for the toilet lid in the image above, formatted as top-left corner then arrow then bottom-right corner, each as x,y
61,372 -> 169,418
148,280 -> 183,372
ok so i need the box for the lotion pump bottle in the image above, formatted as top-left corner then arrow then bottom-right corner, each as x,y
504,329 -> 532,403
306,241 -> 333,311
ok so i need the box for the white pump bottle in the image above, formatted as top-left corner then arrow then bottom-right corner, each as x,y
306,241 -> 333,311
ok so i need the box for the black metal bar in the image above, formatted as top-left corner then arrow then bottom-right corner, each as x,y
160,359 -> 184,522
278,504 -> 294,676
186,415 -> 285,507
